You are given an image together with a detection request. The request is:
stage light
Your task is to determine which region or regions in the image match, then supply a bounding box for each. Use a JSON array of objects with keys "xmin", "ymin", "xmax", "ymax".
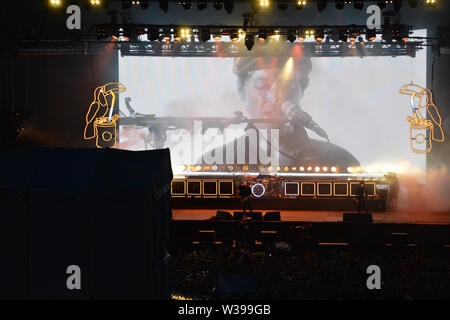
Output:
[
  {"xmin": 278, "ymin": 0, "xmax": 287, "ymax": 10},
  {"xmin": 284, "ymin": 166, "xmax": 289, "ymax": 172},
  {"xmin": 213, "ymin": 32, "xmax": 222, "ymax": 41},
  {"xmin": 307, "ymin": 166, "xmax": 312, "ymax": 171},
  {"xmin": 382, "ymin": 29, "xmax": 393, "ymax": 43},
  {"xmin": 258, "ymin": 29, "xmax": 267, "ymax": 41},
  {"xmin": 354, "ymin": 0, "xmax": 363, "ymax": 10},
  {"xmin": 349, "ymin": 29, "xmax": 360, "ymax": 42},
  {"xmin": 299, "ymin": 166, "xmax": 305, "ymax": 172},
  {"xmin": 224, "ymin": 0, "xmax": 234, "ymax": 13},
  {"xmin": 97, "ymin": 26, "xmax": 108, "ymax": 40},
  {"xmin": 317, "ymin": 0, "xmax": 326, "ymax": 12},
  {"xmin": 292, "ymin": 166, "xmax": 297, "ymax": 171},
  {"xmin": 175, "ymin": 28, "xmax": 190, "ymax": 41},
  {"xmin": 49, "ymin": 0, "xmax": 62, "ymax": 7},
  {"xmin": 200, "ymin": 28, "xmax": 210, "ymax": 42},
  {"xmin": 260, "ymin": 0, "xmax": 269, "ymax": 8},
  {"xmin": 347, "ymin": 167, "xmax": 353, "ymax": 173},
  {"xmin": 272, "ymin": 30, "xmax": 281, "ymax": 41},
  {"xmin": 147, "ymin": 28, "xmax": 159, "ymax": 41},
  {"xmin": 295, "ymin": 0, "xmax": 306, "ymax": 10},
  {"xmin": 213, "ymin": 0, "xmax": 223, "ymax": 9},
  {"xmin": 408, "ymin": 0, "xmax": 418, "ymax": 7},
  {"xmin": 90, "ymin": 0, "xmax": 102, "ymax": 6},
  {"xmin": 231, "ymin": 31, "xmax": 239, "ymax": 42},
  {"xmin": 160, "ymin": 0, "xmax": 168, "ymax": 12},
  {"xmin": 315, "ymin": 166, "xmax": 321, "ymax": 172},
  {"xmin": 140, "ymin": 0, "xmax": 149, "ymax": 9},
  {"xmin": 366, "ymin": 29, "xmax": 377, "ymax": 41},
  {"xmin": 393, "ymin": 0, "xmax": 402, "ymax": 11},
  {"xmin": 335, "ymin": 1, "xmax": 344, "ymax": 10},
  {"xmin": 162, "ymin": 30, "xmax": 171, "ymax": 41},
  {"xmin": 245, "ymin": 34, "xmax": 254, "ymax": 50},
  {"xmin": 377, "ymin": 1, "xmax": 387, "ymax": 9},
  {"xmin": 243, "ymin": 165, "xmax": 249, "ymax": 171},
  {"xmin": 197, "ymin": 0, "xmax": 207, "ymax": 10},
  {"xmin": 331, "ymin": 167, "xmax": 337, "ymax": 173},
  {"xmin": 425, "ymin": 0, "xmax": 437, "ymax": 8},
  {"xmin": 339, "ymin": 30, "xmax": 348, "ymax": 42},
  {"xmin": 287, "ymin": 30, "xmax": 296, "ymax": 43},
  {"xmin": 315, "ymin": 29, "xmax": 325, "ymax": 42},
  {"xmin": 180, "ymin": 1, "xmax": 192, "ymax": 9},
  {"xmin": 323, "ymin": 167, "xmax": 328, "ymax": 172},
  {"xmin": 122, "ymin": 0, "xmax": 131, "ymax": 8}
]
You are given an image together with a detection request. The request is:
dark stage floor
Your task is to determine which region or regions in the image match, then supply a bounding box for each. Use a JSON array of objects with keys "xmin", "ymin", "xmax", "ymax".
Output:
[{"xmin": 173, "ymin": 209, "xmax": 450, "ymax": 225}]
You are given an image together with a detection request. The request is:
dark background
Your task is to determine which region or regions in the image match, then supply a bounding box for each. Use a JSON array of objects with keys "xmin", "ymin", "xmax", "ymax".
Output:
[{"xmin": 0, "ymin": 0, "xmax": 449, "ymax": 171}]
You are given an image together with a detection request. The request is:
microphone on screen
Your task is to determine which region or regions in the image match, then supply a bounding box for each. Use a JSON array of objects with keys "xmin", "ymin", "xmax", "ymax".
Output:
[{"xmin": 280, "ymin": 101, "xmax": 330, "ymax": 142}]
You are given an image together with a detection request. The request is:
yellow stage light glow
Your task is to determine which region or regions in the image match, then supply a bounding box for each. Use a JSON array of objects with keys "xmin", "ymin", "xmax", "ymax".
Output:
[
  {"xmin": 49, "ymin": 0, "xmax": 62, "ymax": 7},
  {"xmin": 90, "ymin": 0, "xmax": 101, "ymax": 6},
  {"xmin": 299, "ymin": 166, "xmax": 305, "ymax": 172},
  {"xmin": 314, "ymin": 166, "xmax": 320, "ymax": 172},
  {"xmin": 307, "ymin": 166, "xmax": 312, "ymax": 171},
  {"xmin": 323, "ymin": 167, "xmax": 328, "ymax": 172},
  {"xmin": 331, "ymin": 167, "xmax": 337, "ymax": 173},
  {"xmin": 260, "ymin": 0, "xmax": 269, "ymax": 7},
  {"xmin": 399, "ymin": 83, "xmax": 445, "ymax": 154},
  {"xmin": 84, "ymin": 82, "xmax": 126, "ymax": 148}
]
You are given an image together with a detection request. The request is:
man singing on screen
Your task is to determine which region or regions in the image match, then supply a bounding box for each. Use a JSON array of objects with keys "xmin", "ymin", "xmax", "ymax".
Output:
[{"xmin": 201, "ymin": 55, "xmax": 360, "ymax": 169}]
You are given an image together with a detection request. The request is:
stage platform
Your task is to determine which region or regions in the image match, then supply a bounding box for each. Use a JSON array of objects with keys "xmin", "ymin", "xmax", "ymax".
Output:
[{"xmin": 173, "ymin": 209, "xmax": 450, "ymax": 225}]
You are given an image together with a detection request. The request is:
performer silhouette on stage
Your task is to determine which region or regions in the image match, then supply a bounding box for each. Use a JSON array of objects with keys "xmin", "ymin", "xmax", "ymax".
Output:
[
  {"xmin": 356, "ymin": 181, "xmax": 369, "ymax": 214},
  {"xmin": 237, "ymin": 181, "xmax": 253, "ymax": 217}
]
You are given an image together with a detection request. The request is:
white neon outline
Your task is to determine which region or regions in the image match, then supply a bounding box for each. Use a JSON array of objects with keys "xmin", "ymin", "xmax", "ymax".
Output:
[
  {"xmin": 284, "ymin": 182, "xmax": 300, "ymax": 196},
  {"xmin": 251, "ymin": 183, "xmax": 265, "ymax": 198}
]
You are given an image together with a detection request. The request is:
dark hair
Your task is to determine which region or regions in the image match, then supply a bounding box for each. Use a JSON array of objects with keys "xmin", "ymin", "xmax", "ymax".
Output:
[{"xmin": 233, "ymin": 56, "xmax": 313, "ymax": 100}]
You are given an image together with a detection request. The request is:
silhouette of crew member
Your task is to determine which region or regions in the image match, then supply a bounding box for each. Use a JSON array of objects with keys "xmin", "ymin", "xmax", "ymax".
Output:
[
  {"xmin": 356, "ymin": 181, "xmax": 369, "ymax": 214},
  {"xmin": 237, "ymin": 181, "xmax": 253, "ymax": 216}
]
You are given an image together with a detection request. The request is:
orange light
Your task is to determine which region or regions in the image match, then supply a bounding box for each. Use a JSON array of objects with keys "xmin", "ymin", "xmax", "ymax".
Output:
[
  {"xmin": 284, "ymin": 166, "xmax": 289, "ymax": 172},
  {"xmin": 315, "ymin": 166, "xmax": 321, "ymax": 172},
  {"xmin": 307, "ymin": 166, "xmax": 312, "ymax": 171},
  {"xmin": 299, "ymin": 166, "xmax": 305, "ymax": 172},
  {"xmin": 243, "ymin": 165, "xmax": 249, "ymax": 171}
]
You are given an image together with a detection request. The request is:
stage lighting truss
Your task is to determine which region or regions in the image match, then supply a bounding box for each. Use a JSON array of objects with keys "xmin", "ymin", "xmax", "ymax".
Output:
[{"xmin": 21, "ymin": 23, "xmax": 432, "ymax": 57}]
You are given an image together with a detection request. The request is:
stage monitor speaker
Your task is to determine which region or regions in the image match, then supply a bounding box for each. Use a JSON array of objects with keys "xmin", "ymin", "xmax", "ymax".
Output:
[
  {"xmin": 245, "ymin": 212, "xmax": 262, "ymax": 221},
  {"xmin": 390, "ymin": 233, "xmax": 408, "ymax": 246},
  {"xmin": 216, "ymin": 211, "xmax": 233, "ymax": 220},
  {"xmin": 233, "ymin": 212, "xmax": 244, "ymax": 221},
  {"xmin": 264, "ymin": 212, "xmax": 281, "ymax": 221},
  {"xmin": 343, "ymin": 213, "xmax": 373, "ymax": 223}
]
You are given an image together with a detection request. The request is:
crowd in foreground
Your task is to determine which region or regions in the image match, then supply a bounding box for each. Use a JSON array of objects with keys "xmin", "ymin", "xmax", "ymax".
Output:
[{"xmin": 171, "ymin": 239, "xmax": 450, "ymax": 300}]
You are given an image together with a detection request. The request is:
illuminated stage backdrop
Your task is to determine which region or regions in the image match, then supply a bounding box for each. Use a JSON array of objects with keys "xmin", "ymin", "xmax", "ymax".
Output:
[{"xmin": 118, "ymin": 30, "xmax": 427, "ymax": 175}]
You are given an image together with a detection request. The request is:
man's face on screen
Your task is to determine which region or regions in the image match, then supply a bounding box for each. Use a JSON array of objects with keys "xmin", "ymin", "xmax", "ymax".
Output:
[{"xmin": 243, "ymin": 68, "xmax": 303, "ymax": 122}]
